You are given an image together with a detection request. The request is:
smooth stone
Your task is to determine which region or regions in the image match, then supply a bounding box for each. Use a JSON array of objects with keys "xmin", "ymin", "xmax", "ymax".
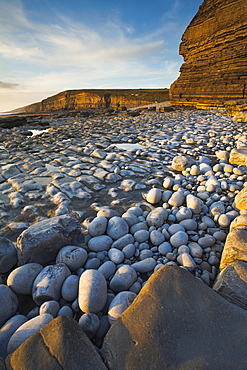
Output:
[
  {"xmin": 52, "ymin": 245, "xmax": 84, "ymax": 271},
  {"xmin": 171, "ymin": 155, "xmax": 195, "ymax": 171},
  {"xmin": 208, "ymin": 255, "xmax": 219, "ymax": 265},
  {"xmin": 198, "ymin": 235, "xmax": 216, "ymax": 248},
  {"xmin": 188, "ymin": 242, "xmax": 203, "ymax": 258},
  {"xmin": 178, "ymin": 245, "xmax": 190, "ymax": 254},
  {"xmin": 32, "ymin": 263, "xmax": 71, "ymax": 305},
  {"xmin": 88, "ymin": 235, "xmax": 113, "ymax": 252},
  {"xmin": 213, "ymin": 261, "xmax": 247, "ymax": 309},
  {"xmin": 88, "ymin": 216, "xmax": 108, "ymax": 236},
  {"xmin": 139, "ymin": 249, "xmax": 153, "ymax": 260},
  {"xmin": 111, "ymin": 234, "xmax": 135, "ymax": 250},
  {"xmin": 57, "ymin": 306, "xmax": 73, "ymax": 317},
  {"xmin": 201, "ymin": 215, "xmax": 215, "ymax": 227},
  {"xmin": 122, "ymin": 244, "xmax": 136, "ymax": 258},
  {"xmin": 108, "ymin": 291, "xmax": 137, "ymax": 325},
  {"xmin": 168, "ymin": 224, "xmax": 185, "ymax": 235},
  {"xmin": 176, "ymin": 206, "xmax": 192, "ymax": 221},
  {"xmin": 0, "ymin": 315, "xmax": 28, "ymax": 359},
  {"xmin": 210, "ymin": 201, "xmax": 225, "ymax": 216},
  {"xmin": 127, "ymin": 207, "xmax": 143, "ymax": 217},
  {"xmin": 7, "ymin": 314, "xmax": 53, "ymax": 354},
  {"xmin": 39, "ymin": 300, "xmax": 60, "ymax": 317},
  {"xmin": 168, "ymin": 190, "xmax": 185, "ymax": 207},
  {"xmin": 218, "ymin": 214, "xmax": 231, "ymax": 228},
  {"xmin": 0, "ymin": 237, "xmax": 17, "ymax": 274},
  {"xmin": 122, "ymin": 212, "xmax": 139, "ymax": 227},
  {"xmin": 146, "ymin": 188, "xmax": 162, "ymax": 204},
  {"xmin": 108, "ymin": 248, "xmax": 125, "ymax": 264},
  {"xmin": 106, "ymin": 217, "xmax": 129, "ymax": 240},
  {"xmin": 79, "ymin": 313, "xmax": 100, "ymax": 339},
  {"xmin": 170, "ymin": 231, "xmax": 189, "ymax": 248},
  {"xmin": 7, "ymin": 263, "xmax": 43, "ymax": 295},
  {"xmin": 158, "ymin": 242, "xmax": 172, "ymax": 255},
  {"xmin": 110, "ymin": 265, "xmax": 137, "ymax": 292},
  {"xmin": 163, "ymin": 177, "xmax": 174, "ymax": 189},
  {"xmin": 16, "ymin": 214, "xmax": 83, "ymax": 265},
  {"xmin": 79, "ymin": 269, "xmax": 107, "ymax": 313},
  {"xmin": 133, "ymin": 230, "xmax": 149, "ymax": 243},
  {"xmin": 84, "ymin": 257, "xmax": 101, "ymax": 269},
  {"xmin": 150, "ymin": 230, "xmax": 165, "ymax": 245},
  {"xmin": 186, "ymin": 194, "xmax": 204, "ymax": 214},
  {"xmin": 130, "ymin": 222, "xmax": 148, "ymax": 234},
  {"xmin": 97, "ymin": 209, "xmax": 120, "ymax": 218},
  {"xmin": 162, "ymin": 190, "xmax": 173, "ymax": 202},
  {"xmin": 61, "ymin": 275, "xmax": 79, "ymax": 301},
  {"xmin": 101, "ymin": 266, "xmax": 247, "ymax": 369},
  {"xmin": 131, "ymin": 258, "xmax": 156, "ymax": 273},
  {"xmin": 146, "ymin": 207, "xmax": 168, "ymax": 227},
  {"xmin": 179, "ymin": 218, "xmax": 198, "ymax": 231},
  {"xmin": 98, "ymin": 261, "xmax": 116, "ymax": 279},
  {"xmin": 177, "ymin": 253, "xmax": 196, "ymax": 271},
  {"xmin": 0, "ymin": 285, "xmax": 18, "ymax": 327}
]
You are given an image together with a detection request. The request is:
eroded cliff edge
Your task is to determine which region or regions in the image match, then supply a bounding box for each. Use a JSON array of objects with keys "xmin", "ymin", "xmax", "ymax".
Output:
[
  {"xmin": 18, "ymin": 89, "xmax": 169, "ymax": 113},
  {"xmin": 169, "ymin": 0, "xmax": 247, "ymax": 109}
]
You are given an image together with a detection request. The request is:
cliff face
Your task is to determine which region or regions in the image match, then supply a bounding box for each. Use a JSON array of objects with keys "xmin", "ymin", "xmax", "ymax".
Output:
[
  {"xmin": 22, "ymin": 89, "xmax": 169, "ymax": 113},
  {"xmin": 170, "ymin": 0, "xmax": 247, "ymax": 109}
]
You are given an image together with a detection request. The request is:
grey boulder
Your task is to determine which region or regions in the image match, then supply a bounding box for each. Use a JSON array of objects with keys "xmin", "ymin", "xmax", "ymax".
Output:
[
  {"xmin": 16, "ymin": 215, "xmax": 83, "ymax": 265},
  {"xmin": 0, "ymin": 238, "xmax": 17, "ymax": 274}
]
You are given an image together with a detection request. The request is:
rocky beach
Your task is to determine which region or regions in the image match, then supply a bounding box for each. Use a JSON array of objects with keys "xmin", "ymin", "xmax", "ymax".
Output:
[{"xmin": 1, "ymin": 108, "xmax": 247, "ymax": 368}]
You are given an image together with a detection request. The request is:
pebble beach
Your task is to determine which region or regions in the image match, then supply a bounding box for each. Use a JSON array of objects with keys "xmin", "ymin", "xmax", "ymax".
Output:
[{"xmin": 1, "ymin": 108, "xmax": 247, "ymax": 360}]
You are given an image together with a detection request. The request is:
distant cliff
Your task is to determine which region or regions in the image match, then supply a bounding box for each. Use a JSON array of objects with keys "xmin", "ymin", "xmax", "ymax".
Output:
[
  {"xmin": 20, "ymin": 89, "xmax": 169, "ymax": 113},
  {"xmin": 170, "ymin": 0, "xmax": 247, "ymax": 109}
]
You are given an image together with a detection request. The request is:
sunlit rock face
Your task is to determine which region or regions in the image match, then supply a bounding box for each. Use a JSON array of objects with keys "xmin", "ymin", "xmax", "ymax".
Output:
[
  {"xmin": 170, "ymin": 0, "xmax": 247, "ymax": 109},
  {"xmin": 22, "ymin": 89, "xmax": 169, "ymax": 113}
]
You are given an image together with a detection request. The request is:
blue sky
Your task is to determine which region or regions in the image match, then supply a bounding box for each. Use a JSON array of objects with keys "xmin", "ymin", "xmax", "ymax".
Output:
[{"xmin": 0, "ymin": 0, "xmax": 202, "ymax": 112}]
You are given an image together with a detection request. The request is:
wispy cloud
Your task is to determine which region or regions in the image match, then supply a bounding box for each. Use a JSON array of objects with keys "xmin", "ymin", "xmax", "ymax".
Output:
[{"xmin": 0, "ymin": 0, "xmax": 183, "ymax": 111}]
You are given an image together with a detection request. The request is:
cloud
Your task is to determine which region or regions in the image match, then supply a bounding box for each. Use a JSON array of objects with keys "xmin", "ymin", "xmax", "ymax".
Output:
[{"xmin": 0, "ymin": 81, "xmax": 20, "ymax": 89}]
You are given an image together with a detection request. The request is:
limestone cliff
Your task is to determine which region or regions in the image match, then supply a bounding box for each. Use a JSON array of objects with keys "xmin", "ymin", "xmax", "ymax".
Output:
[
  {"xmin": 170, "ymin": 0, "xmax": 247, "ymax": 109},
  {"xmin": 21, "ymin": 89, "xmax": 169, "ymax": 113}
]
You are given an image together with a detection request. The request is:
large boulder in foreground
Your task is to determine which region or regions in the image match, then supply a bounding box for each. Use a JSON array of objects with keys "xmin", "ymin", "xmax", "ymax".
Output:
[
  {"xmin": 16, "ymin": 215, "xmax": 83, "ymax": 265},
  {"xmin": 5, "ymin": 316, "xmax": 107, "ymax": 369},
  {"xmin": 101, "ymin": 266, "xmax": 247, "ymax": 370}
]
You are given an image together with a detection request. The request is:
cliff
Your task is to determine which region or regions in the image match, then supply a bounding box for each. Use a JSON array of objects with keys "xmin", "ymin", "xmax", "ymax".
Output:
[
  {"xmin": 20, "ymin": 89, "xmax": 169, "ymax": 113},
  {"xmin": 169, "ymin": 0, "xmax": 247, "ymax": 109}
]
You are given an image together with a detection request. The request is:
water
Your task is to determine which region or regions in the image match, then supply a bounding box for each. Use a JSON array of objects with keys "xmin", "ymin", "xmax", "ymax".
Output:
[
  {"xmin": 111, "ymin": 143, "xmax": 146, "ymax": 151},
  {"xmin": 30, "ymin": 129, "xmax": 49, "ymax": 136}
]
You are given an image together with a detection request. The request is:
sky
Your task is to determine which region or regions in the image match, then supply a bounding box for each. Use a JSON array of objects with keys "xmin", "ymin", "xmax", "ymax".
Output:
[{"xmin": 0, "ymin": 0, "xmax": 202, "ymax": 112}]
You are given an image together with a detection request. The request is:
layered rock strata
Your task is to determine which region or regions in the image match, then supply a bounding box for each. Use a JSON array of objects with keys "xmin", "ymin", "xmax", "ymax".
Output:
[
  {"xmin": 18, "ymin": 89, "xmax": 169, "ymax": 113},
  {"xmin": 170, "ymin": 0, "xmax": 247, "ymax": 109}
]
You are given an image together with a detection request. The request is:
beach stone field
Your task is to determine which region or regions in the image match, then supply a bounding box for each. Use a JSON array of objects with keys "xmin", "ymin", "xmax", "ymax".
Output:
[{"xmin": 1, "ymin": 109, "xmax": 247, "ymax": 368}]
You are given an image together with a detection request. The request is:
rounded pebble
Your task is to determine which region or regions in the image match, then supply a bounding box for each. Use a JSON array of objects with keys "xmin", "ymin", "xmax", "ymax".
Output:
[
  {"xmin": 110, "ymin": 265, "xmax": 137, "ymax": 292},
  {"xmin": 61, "ymin": 274, "xmax": 79, "ymax": 301},
  {"xmin": 7, "ymin": 263, "xmax": 43, "ymax": 295},
  {"xmin": 56, "ymin": 246, "xmax": 87, "ymax": 271},
  {"xmin": 78, "ymin": 269, "xmax": 107, "ymax": 313},
  {"xmin": 108, "ymin": 291, "xmax": 137, "ymax": 325}
]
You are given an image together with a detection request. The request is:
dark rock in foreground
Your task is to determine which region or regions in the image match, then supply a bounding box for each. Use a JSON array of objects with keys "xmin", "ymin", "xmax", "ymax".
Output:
[
  {"xmin": 101, "ymin": 265, "xmax": 247, "ymax": 370},
  {"xmin": 16, "ymin": 215, "xmax": 84, "ymax": 266},
  {"xmin": 5, "ymin": 316, "xmax": 107, "ymax": 370}
]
